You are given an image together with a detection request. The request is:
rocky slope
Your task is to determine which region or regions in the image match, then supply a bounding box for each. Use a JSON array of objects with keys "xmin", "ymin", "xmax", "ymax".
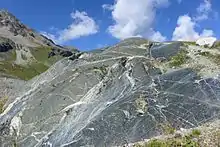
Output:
[
  {"xmin": 0, "ymin": 10, "xmax": 82, "ymax": 104},
  {"xmin": 0, "ymin": 35, "xmax": 220, "ymax": 147},
  {"xmin": 0, "ymin": 10, "xmax": 79, "ymax": 80},
  {"xmin": 132, "ymin": 119, "xmax": 220, "ymax": 147}
]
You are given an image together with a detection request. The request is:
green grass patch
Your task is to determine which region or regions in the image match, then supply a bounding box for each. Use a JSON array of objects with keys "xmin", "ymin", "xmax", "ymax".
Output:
[
  {"xmin": 145, "ymin": 139, "xmax": 167, "ymax": 147},
  {"xmin": 133, "ymin": 128, "xmax": 202, "ymax": 147},
  {"xmin": 214, "ymin": 41, "xmax": 220, "ymax": 48},
  {"xmin": 160, "ymin": 123, "xmax": 175, "ymax": 135},
  {"xmin": 133, "ymin": 134, "xmax": 200, "ymax": 147},
  {"xmin": 9, "ymin": 49, "xmax": 16, "ymax": 61},
  {"xmin": 0, "ymin": 46, "xmax": 63, "ymax": 80},
  {"xmin": 30, "ymin": 46, "xmax": 62, "ymax": 66},
  {"xmin": 0, "ymin": 49, "xmax": 16, "ymax": 61},
  {"xmin": 183, "ymin": 41, "xmax": 197, "ymax": 46},
  {"xmin": 191, "ymin": 129, "xmax": 201, "ymax": 137},
  {"xmin": 30, "ymin": 46, "xmax": 52, "ymax": 62},
  {"xmin": 92, "ymin": 65, "xmax": 108, "ymax": 79},
  {"xmin": 169, "ymin": 50, "xmax": 189, "ymax": 67},
  {"xmin": 0, "ymin": 96, "xmax": 8, "ymax": 113},
  {"xmin": 0, "ymin": 61, "xmax": 49, "ymax": 80}
]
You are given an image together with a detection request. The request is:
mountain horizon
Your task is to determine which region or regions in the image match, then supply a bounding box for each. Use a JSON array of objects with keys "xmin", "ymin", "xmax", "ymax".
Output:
[{"xmin": 1, "ymin": 0, "xmax": 220, "ymax": 50}]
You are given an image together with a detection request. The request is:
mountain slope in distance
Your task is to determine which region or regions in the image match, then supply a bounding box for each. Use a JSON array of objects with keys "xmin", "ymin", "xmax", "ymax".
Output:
[{"xmin": 0, "ymin": 10, "xmax": 80, "ymax": 80}]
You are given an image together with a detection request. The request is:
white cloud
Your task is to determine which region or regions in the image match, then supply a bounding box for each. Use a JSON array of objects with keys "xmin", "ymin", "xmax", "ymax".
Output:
[
  {"xmin": 59, "ymin": 11, "xmax": 98, "ymax": 42},
  {"xmin": 194, "ymin": 0, "xmax": 212, "ymax": 21},
  {"xmin": 42, "ymin": 11, "xmax": 98, "ymax": 44},
  {"xmin": 41, "ymin": 31, "xmax": 56, "ymax": 41},
  {"xmin": 149, "ymin": 30, "xmax": 167, "ymax": 42},
  {"xmin": 104, "ymin": 0, "xmax": 169, "ymax": 41},
  {"xmin": 102, "ymin": 4, "xmax": 114, "ymax": 11},
  {"xmin": 172, "ymin": 15, "xmax": 214, "ymax": 41},
  {"xmin": 172, "ymin": 0, "xmax": 216, "ymax": 41},
  {"xmin": 172, "ymin": 15, "xmax": 199, "ymax": 41},
  {"xmin": 201, "ymin": 29, "xmax": 214, "ymax": 37}
]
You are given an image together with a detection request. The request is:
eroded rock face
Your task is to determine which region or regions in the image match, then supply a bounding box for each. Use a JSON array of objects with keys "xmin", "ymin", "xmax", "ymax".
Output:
[
  {"xmin": 0, "ymin": 10, "xmax": 27, "ymax": 37},
  {"xmin": 0, "ymin": 10, "xmax": 63, "ymax": 48},
  {"xmin": 0, "ymin": 37, "xmax": 15, "ymax": 52},
  {"xmin": 0, "ymin": 42, "xmax": 13, "ymax": 52},
  {"xmin": 0, "ymin": 77, "xmax": 25, "ymax": 105},
  {"xmin": 1, "ymin": 39, "xmax": 220, "ymax": 147},
  {"xmin": 0, "ymin": 10, "xmax": 81, "ymax": 80}
]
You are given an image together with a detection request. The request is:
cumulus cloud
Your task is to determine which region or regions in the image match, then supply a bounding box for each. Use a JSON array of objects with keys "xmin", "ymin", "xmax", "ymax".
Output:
[
  {"xmin": 42, "ymin": 11, "xmax": 98, "ymax": 44},
  {"xmin": 201, "ymin": 29, "xmax": 214, "ymax": 37},
  {"xmin": 104, "ymin": 0, "xmax": 168, "ymax": 41},
  {"xmin": 149, "ymin": 30, "xmax": 167, "ymax": 42},
  {"xmin": 172, "ymin": 15, "xmax": 199, "ymax": 41},
  {"xmin": 59, "ymin": 11, "xmax": 98, "ymax": 42},
  {"xmin": 194, "ymin": 0, "xmax": 212, "ymax": 21},
  {"xmin": 102, "ymin": 4, "xmax": 114, "ymax": 11},
  {"xmin": 172, "ymin": 15, "xmax": 214, "ymax": 41},
  {"xmin": 41, "ymin": 31, "xmax": 58, "ymax": 43},
  {"xmin": 172, "ymin": 0, "xmax": 216, "ymax": 41}
]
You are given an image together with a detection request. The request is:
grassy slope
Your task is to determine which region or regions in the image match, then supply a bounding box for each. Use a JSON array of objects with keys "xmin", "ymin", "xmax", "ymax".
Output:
[
  {"xmin": 214, "ymin": 41, "xmax": 220, "ymax": 48},
  {"xmin": 133, "ymin": 123, "xmax": 220, "ymax": 147},
  {"xmin": 0, "ymin": 46, "xmax": 63, "ymax": 80},
  {"xmin": 31, "ymin": 46, "xmax": 63, "ymax": 66}
]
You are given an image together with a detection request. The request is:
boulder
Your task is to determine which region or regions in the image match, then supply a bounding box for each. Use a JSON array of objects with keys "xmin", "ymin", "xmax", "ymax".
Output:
[
  {"xmin": 60, "ymin": 50, "xmax": 73, "ymax": 57},
  {"xmin": 0, "ymin": 42, "xmax": 14, "ymax": 52},
  {"xmin": 69, "ymin": 52, "xmax": 83, "ymax": 60},
  {"xmin": 196, "ymin": 37, "xmax": 217, "ymax": 48},
  {"xmin": 0, "ymin": 37, "xmax": 15, "ymax": 52},
  {"xmin": 48, "ymin": 51, "xmax": 56, "ymax": 58}
]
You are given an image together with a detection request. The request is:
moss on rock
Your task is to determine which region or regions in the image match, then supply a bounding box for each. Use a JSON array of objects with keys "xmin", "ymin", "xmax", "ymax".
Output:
[
  {"xmin": 160, "ymin": 123, "xmax": 176, "ymax": 135},
  {"xmin": 169, "ymin": 50, "xmax": 189, "ymax": 67},
  {"xmin": 135, "ymin": 94, "xmax": 148, "ymax": 114},
  {"xmin": 133, "ymin": 133, "xmax": 200, "ymax": 147},
  {"xmin": 0, "ymin": 61, "xmax": 48, "ymax": 80},
  {"xmin": 0, "ymin": 96, "xmax": 8, "ymax": 113}
]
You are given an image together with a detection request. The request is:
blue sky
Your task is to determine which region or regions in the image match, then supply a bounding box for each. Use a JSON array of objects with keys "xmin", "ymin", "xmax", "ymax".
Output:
[{"xmin": 1, "ymin": 0, "xmax": 219, "ymax": 50}]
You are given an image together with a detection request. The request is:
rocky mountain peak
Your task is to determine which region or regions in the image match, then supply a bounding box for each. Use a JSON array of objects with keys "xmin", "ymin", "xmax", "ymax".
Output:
[
  {"xmin": 0, "ymin": 9, "xmax": 16, "ymax": 21},
  {"xmin": 0, "ymin": 9, "xmax": 59, "ymax": 48},
  {"xmin": 0, "ymin": 10, "xmax": 80, "ymax": 81},
  {"xmin": 0, "ymin": 9, "xmax": 32, "ymax": 37}
]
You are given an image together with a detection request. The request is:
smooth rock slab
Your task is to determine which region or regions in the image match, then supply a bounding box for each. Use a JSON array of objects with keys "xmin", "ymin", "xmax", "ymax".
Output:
[{"xmin": 1, "ymin": 41, "xmax": 220, "ymax": 147}]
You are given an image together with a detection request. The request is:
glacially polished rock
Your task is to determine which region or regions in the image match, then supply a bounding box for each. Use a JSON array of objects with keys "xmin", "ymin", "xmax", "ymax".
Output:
[{"xmin": 1, "ymin": 40, "xmax": 220, "ymax": 147}]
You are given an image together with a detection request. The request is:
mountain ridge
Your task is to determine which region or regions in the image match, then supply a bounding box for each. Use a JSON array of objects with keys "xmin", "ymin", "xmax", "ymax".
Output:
[
  {"xmin": 0, "ymin": 9, "xmax": 56, "ymax": 47},
  {"xmin": 0, "ymin": 9, "xmax": 81, "ymax": 81}
]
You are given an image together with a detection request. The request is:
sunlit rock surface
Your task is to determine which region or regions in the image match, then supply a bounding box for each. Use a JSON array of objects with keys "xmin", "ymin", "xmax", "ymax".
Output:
[
  {"xmin": 196, "ymin": 37, "xmax": 217, "ymax": 48},
  {"xmin": 1, "ymin": 38, "xmax": 220, "ymax": 147}
]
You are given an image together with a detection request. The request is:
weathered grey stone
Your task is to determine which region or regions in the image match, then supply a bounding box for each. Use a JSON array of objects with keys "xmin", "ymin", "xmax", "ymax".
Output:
[
  {"xmin": 0, "ymin": 37, "xmax": 15, "ymax": 52},
  {"xmin": 1, "ymin": 40, "xmax": 220, "ymax": 147}
]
